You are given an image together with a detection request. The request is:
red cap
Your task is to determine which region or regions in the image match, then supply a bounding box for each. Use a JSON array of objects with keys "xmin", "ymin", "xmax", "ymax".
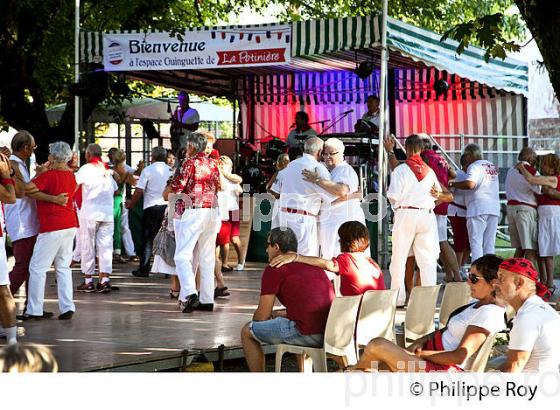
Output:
[{"xmin": 499, "ymin": 258, "xmax": 551, "ymax": 301}]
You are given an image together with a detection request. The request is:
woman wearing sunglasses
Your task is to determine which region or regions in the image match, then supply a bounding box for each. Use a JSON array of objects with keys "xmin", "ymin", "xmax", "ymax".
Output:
[{"xmin": 351, "ymin": 254, "xmax": 506, "ymax": 372}]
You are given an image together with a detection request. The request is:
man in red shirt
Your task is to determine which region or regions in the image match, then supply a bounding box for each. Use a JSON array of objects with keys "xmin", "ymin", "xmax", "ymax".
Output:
[
  {"xmin": 22, "ymin": 142, "xmax": 78, "ymax": 320},
  {"xmin": 240, "ymin": 227, "xmax": 334, "ymax": 372},
  {"xmin": 167, "ymin": 132, "xmax": 221, "ymax": 313}
]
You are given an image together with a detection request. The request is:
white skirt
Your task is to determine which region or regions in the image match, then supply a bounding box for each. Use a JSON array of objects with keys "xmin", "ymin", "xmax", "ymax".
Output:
[
  {"xmin": 151, "ymin": 255, "xmax": 176, "ymax": 275},
  {"xmin": 538, "ymin": 205, "xmax": 560, "ymax": 256}
]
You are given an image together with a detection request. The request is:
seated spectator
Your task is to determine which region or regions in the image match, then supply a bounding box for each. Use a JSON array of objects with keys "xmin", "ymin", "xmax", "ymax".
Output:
[
  {"xmin": 351, "ymin": 255, "xmax": 506, "ymax": 372},
  {"xmin": 0, "ymin": 343, "xmax": 58, "ymax": 372},
  {"xmin": 496, "ymin": 258, "xmax": 560, "ymax": 372},
  {"xmin": 240, "ymin": 227, "xmax": 334, "ymax": 372},
  {"xmin": 270, "ymin": 221, "xmax": 384, "ymax": 296}
]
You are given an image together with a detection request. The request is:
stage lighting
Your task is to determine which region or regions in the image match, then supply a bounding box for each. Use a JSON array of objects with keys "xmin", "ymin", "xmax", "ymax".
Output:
[
  {"xmin": 354, "ymin": 61, "xmax": 375, "ymax": 80},
  {"xmin": 433, "ymin": 78, "xmax": 449, "ymax": 99}
]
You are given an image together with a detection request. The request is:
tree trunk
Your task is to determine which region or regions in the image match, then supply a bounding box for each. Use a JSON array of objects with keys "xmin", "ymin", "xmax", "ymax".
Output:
[{"xmin": 515, "ymin": 0, "xmax": 560, "ymax": 100}]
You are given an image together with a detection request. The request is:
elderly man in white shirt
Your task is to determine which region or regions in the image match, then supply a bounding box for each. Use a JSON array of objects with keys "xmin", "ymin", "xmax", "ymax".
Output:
[
  {"xmin": 504, "ymin": 147, "xmax": 540, "ymax": 265},
  {"xmin": 75, "ymin": 143, "xmax": 118, "ymax": 293},
  {"xmin": 449, "ymin": 144, "xmax": 500, "ymax": 261},
  {"xmin": 276, "ymin": 137, "xmax": 335, "ymax": 256},
  {"xmin": 5, "ymin": 131, "xmax": 39, "ymax": 310},
  {"xmin": 304, "ymin": 138, "xmax": 365, "ymax": 262},
  {"xmin": 387, "ymin": 134, "xmax": 451, "ymax": 306},
  {"xmin": 126, "ymin": 146, "xmax": 173, "ymax": 277},
  {"xmin": 496, "ymin": 258, "xmax": 560, "ymax": 372}
]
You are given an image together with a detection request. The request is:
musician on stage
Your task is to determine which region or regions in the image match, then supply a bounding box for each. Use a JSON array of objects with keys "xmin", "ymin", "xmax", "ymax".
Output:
[
  {"xmin": 170, "ymin": 91, "xmax": 200, "ymax": 152},
  {"xmin": 287, "ymin": 111, "xmax": 317, "ymax": 149},
  {"xmin": 355, "ymin": 95, "xmax": 380, "ymax": 133}
]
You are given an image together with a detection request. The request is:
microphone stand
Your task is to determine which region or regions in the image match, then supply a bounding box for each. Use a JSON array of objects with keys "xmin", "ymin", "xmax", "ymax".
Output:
[
  {"xmin": 318, "ymin": 111, "xmax": 354, "ymax": 136},
  {"xmin": 308, "ymin": 119, "xmax": 329, "ymax": 133}
]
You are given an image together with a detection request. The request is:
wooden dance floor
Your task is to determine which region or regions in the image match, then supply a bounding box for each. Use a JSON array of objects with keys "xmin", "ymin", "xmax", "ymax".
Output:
[{"xmin": 8, "ymin": 261, "xmax": 269, "ymax": 372}]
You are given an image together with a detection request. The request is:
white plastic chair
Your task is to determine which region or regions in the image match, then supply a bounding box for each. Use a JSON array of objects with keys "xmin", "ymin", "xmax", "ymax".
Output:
[
  {"xmin": 438, "ymin": 282, "xmax": 472, "ymax": 328},
  {"xmin": 463, "ymin": 333, "xmax": 498, "ymax": 372},
  {"xmin": 275, "ymin": 295, "xmax": 362, "ymax": 372},
  {"xmin": 356, "ymin": 289, "xmax": 398, "ymax": 348},
  {"xmin": 395, "ymin": 284, "xmax": 441, "ymax": 347}
]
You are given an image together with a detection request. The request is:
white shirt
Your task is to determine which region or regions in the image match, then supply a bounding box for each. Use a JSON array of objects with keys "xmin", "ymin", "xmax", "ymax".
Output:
[
  {"xmin": 442, "ymin": 303, "xmax": 506, "ymax": 369},
  {"xmin": 505, "ymin": 163, "xmax": 541, "ymax": 206},
  {"xmin": 136, "ymin": 162, "xmax": 173, "ymax": 210},
  {"xmin": 75, "ymin": 162, "xmax": 118, "ymax": 222},
  {"xmin": 269, "ymin": 169, "xmax": 285, "ymax": 195},
  {"xmin": 4, "ymin": 155, "xmax": 39, "ymax": 241},
  {"xmin": 387, "ymin": 163, "xmax": 441, "ymax": 210},
  {"xmin": 320, "ymin": 161, "xmax": 364, "ymax": 222},
  {"xmin": 176, "ymin": 107, "xmax": 200, "ymax": 125},
  {"xmin": 287, "ymin": 127, "xmax": 318, "ymax": 148},
  {"xmin": 464, "ymin": 159, "xmax": 501, "ymax": 217},
  {"xmin": 448, "ymin": 169, "xmax": 469, "ymax": 217},
  {"xmin": 509, "ymin": 295, "xmax": 560, "ymax": 372},
  {"xmin": 217, "ymin": 179, "xmax": 241, "ymax": 220},
  {"xmin": 278, "ymin": 153, "xmax": 334, "ymax": 216}
]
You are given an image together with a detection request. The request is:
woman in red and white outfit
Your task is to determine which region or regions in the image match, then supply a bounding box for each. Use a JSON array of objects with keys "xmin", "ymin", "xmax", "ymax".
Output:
[
  {"xmin": 517, "ymin": 154, "xmax": 560, "ymax": 295},
  {"xmin": 0, "ymin": 152, "xmax": 17, "ymax": 344},
  {"xmin": 22, "ymin": 142, "xmax": 78, "ymax": 320}
]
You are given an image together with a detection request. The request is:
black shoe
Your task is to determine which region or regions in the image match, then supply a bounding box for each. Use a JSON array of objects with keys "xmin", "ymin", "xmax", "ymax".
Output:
[
  {"xmin": 77, "ymin": 281, "xmax": 96, "ymax": 292},
  {"xmin": 19, "ymin": 311, "xmax": 54, "ymax": 321},
  {"xmin": 214, "ymin": 286, "xmax": 230, "ymax": 298},
  {"xmin": 180, "ymin": 293, "xmax": 200, "ymax": 313},
  {"xmin": 58, "ymin": 311, "xmax": 74, "ymax": 320},
  {"xmin": 193, "ymin": 303, "xmax": 214, "ymax": 312},
  {"xmin": 132, "ymin": 269, "xmax": 150, "ymax": 278},
  {"xmin": 96, "ymin": 281, "xmax": 112, "ymax": 293},
  {"xmin": 221, "ymin": 266, "xmax": 233, "ymax": 273}
]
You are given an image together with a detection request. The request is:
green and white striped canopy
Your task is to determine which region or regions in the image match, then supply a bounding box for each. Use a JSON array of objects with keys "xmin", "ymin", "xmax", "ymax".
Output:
[{"xmin": 81, "ymin": 14, "xmax": 528, "ymax": 96}]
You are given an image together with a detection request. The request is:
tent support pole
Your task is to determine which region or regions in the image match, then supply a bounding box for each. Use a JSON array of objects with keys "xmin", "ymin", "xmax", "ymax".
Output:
[
  {"xmin": 377, "ymin": 0, "xmax": 389, "ymax": 268},
  {"xmin": 74, "ymin": 0, "xmax": 80, "ymax": 162}
]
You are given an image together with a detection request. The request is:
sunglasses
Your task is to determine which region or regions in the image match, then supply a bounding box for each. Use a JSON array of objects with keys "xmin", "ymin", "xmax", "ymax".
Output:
[{"xmin": 467, "ymin": 273, "xmax": 484, "ymax": 284}]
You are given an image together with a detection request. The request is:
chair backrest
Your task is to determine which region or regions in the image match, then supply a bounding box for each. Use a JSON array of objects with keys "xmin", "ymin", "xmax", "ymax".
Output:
[
  {"xmin": 356, "ymin": 289, "xmax": 398, "ymax": 346},
  {"xmin": 439, "ymin": 282, "xmax": 472, "ymax": 328},
  {"xmin": 323, "ymin": 295, "xmax": 363, "ymax": 365},
  {"xmin": 464, "ymin": 333, "xmax": 497, "ymax": 372},
  {"xmin": 404, "ymin": 284, "xmax": 441, "ymax": 346}
]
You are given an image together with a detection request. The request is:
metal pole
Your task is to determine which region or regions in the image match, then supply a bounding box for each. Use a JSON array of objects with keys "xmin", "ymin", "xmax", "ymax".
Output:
[
  {"xmin": 377, "ymin": 0, "xmax": 389, "ymax": 267},
  {"xmin": 74, "ymin": 0, "xmax": 80, "ymax": 163}
]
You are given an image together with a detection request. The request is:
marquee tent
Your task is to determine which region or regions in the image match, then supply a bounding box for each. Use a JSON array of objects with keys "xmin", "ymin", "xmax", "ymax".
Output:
[{"xmin": 80, "ymin": 14, "xmax": 528, "ymax": 155}]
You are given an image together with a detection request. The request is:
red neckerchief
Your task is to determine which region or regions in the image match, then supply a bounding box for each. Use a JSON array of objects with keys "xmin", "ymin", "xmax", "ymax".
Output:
[
  {"xmin": 89, "ymin": 156, "xmax": 109, "ymax": 169},
  {"xmin": 405, "ymin": 154, "xmax": 430, "ymax": 182}
]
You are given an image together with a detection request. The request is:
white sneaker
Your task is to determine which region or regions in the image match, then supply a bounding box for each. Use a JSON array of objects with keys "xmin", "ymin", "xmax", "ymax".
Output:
[{"xmin": 235, "ymin": 263, "xmax": 245, "ymax": 271}]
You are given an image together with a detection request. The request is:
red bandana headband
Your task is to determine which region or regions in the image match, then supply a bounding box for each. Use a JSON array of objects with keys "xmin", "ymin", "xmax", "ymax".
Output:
[{"xmin": 499, "ymin": 258, "xmax": 551, "ymax": 301}]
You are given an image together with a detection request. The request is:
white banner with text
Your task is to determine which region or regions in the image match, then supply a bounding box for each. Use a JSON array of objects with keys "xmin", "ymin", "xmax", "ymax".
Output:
[{"xmin": 103, "ymin": 26, "xmax": 291, "ymax": 71}]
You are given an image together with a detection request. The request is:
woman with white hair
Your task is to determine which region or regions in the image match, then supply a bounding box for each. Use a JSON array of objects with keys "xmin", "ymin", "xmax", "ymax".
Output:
[
  {"xmin": 302, "ymin": 138, "xmax": 366, "ymax": 277},
  {"xmin": 22, "ymin": 141, "xmax": 78, "ymax": 320}
]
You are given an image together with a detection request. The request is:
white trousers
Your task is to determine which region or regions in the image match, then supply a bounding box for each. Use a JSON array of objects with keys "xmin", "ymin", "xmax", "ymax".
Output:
[
  {"xmin": 278, "ymin": 211, "xmax": 319, "ymax": 257},
  {"xmin": 114, "ymin": 206, "xmax": 136, "ymax": 257},
  {"xmin": 72, "ymin": 209, "xmax": 83, "ymax": 262},
  {"xmin": 174, "ymin": 208, "xmax": 221, "ymax": 304},
  {"xmin": 81, "ymin": 219, "xmax": 114, "ymax": 275},
  {"xmin": 27, "ymin": 228, "xmax": 77, "ymax": 315},
  {"xmin": 466, "ymin": 214, "xmax": 498, "ymax": 261},
  {"xmin": 390, "ymin": 209, "xmax": 439, "ymax": 306},
  {"xmin": 0, "ymin": 236, "xmax": 9, "ymax": 286}
]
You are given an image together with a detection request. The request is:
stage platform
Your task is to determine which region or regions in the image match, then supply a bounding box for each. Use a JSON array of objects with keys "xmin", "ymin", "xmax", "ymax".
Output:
[{"xmin": 6, "ymin": 260, "xmax": 273, "ymax": 372}]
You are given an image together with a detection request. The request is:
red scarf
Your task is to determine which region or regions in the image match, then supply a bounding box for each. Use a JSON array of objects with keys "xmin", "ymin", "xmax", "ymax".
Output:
[
  {"xmin": 405, "ymin": 154, "xmax": 430, "ymax": 182},
  {"xmin": 89, "ymin": 156, "xmax": 109, "ymax": 169}
]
